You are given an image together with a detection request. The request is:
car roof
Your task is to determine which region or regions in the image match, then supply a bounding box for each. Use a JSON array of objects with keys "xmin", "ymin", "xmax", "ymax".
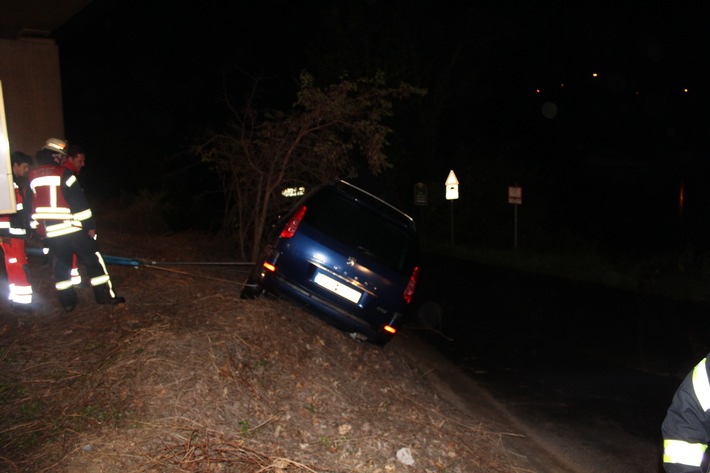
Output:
[{"xmin": 329, "ymin": 180, "xmax": 417, "ymax": 232}]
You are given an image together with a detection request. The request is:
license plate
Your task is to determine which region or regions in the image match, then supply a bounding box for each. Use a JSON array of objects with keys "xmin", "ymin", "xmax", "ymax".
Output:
[{"xmin": 313, "ymin": 272, "xmax": 361, "ymax": 303}]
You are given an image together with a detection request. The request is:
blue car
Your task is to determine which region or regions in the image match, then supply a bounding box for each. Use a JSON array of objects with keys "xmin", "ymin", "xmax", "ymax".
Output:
[{"xmin": 241, "ymin": 180, "xmax": 420, "ymax": 344}]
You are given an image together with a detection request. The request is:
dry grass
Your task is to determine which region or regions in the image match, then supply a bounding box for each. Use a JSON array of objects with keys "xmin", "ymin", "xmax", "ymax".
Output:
[{"xmin": 0, "ymin": 223, "xmax": 523, "ymax": 472}]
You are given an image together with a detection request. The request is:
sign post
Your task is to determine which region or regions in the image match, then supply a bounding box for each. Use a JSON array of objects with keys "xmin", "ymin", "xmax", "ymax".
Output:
[
  {"xmin": 445, "ymin": 170, "xmax": 459, "ymax": 244},
  {"xmin": 508, "ymin": 185, "xmax": 522, "ymax": 249},
  {"xmin": 413, "ymin": 182, "xmax": 428, "ymax": 206}
]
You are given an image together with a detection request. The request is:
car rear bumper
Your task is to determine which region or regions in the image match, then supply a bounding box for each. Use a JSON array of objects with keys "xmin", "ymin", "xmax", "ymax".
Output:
[{"xmin": 263, "ymin": 272, "xmax": 396, "ymax": 344}]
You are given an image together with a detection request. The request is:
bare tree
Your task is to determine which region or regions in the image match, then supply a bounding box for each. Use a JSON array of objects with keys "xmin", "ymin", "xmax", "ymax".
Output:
[{"xmin": 195, "ymin": 71, "xmax": 425, "ymax": 261}]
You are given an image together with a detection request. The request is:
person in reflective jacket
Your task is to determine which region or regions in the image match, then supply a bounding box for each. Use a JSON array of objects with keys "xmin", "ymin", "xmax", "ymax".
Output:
[
  {"xmin": 28, "ymin": 138, "xmax": 125, "ymax": 312},
  {"xmin": 63, "ymin": 145, "xmax": 87, "ymax": 286},
  {"xmin": 662, "ymin": 354, "xmax": 710, "ymax": 472},
  {"xmin": 0, "ymin": 151, "xmax": 36, "ymax": 311}
]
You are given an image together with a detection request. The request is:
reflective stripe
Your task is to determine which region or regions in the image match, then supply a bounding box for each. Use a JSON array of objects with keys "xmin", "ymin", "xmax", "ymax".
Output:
[
  {"xmin": 692, "ymin": 358, "xmax": 710, "ymax": 412},
  {"xmin": 66, "ymin": 175, "xmax": 77, "ymax": 187},
  {"xmin": 94, "ymin": 251, "xmax": 116, "ymax": 298},
  {"xmin": 15, "ymin": 285, "xmax": 33, "ymax": 297},
  {"xmin": 35, "ymin": 206, "xmax": 71, "ymax": 215},
  {"xmin": 91, "ymin": 275, "xmax": 110, "ymax": 286},
  {"xmin": 664, "ymin": 439, "xmax": 707, "ymax": 467},
  {"xmin": 33, "ymin": 209, "xmax": 72, "ymax": 220},
  {"xmin": 46, "ymin": 227, "xmax": 82, "ymax": 238},
  {"xmin": 0, "ymin": 222, "xmax": 27, "ymax": 235},
  {"xmin": 13, "ymin": 294, "xmax": 32, "ymax": 304},
  {"xmin": 30, "ymin": 175, "xmax": 61, "ymax": 191},
  {"xmin": 55, "ymin": 280, "xmax": 74, "ymax": 291},
  {"xmin": 71, "ymin": 268, "xmax": 82, "ymax": 285},
  {"xmin": 8, "ymin": 257, "xmax": 18, "ymax": 264},
  {"xmin": 13, "ymin": 285, "xmax": 33, "ymax": 305},
  {"xmin": 45, "ymin": 221, "xmax": 77, "ymax": 232},
  {"xmin": 73, "ymin": 209, "xmax": 93, "ymax": 221},
  {"xmin": 44, "ymin": 221, "xmax": 82, "ymax": 238}
]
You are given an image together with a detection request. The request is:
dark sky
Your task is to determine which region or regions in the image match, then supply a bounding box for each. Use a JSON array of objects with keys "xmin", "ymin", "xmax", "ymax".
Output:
[
  {"xmin": 52, "ymin": 0, "xmax": 710, "ymax": 249},
  {"xmin": 55, "ymin": 1, "xmax": 366, "ymax": 202},
  {"xmin": 57, "ymin": 2, "xmax": 311, "ymax": 151},
  {"xmin": 55, "ymin": 1, "xmax": 710, "ymax": 167}
]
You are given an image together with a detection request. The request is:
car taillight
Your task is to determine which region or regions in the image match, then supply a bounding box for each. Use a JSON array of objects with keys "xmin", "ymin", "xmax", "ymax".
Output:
[
  {"xmin": 280, "ymin": 205, "xmax": 307, "ymax": 238},
  {"xmin": 402, "ymin": 266, "xmax": 419, "ymax": 304},
  {"xmin": 263, "ymin": 262, "xmax": 276, "ymax": 272}
]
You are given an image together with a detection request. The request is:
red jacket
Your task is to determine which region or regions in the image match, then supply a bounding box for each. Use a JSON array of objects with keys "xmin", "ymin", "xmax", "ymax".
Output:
[{"xmin": 29, "ymin": 164, "xmax": 95, "ymax": 238}]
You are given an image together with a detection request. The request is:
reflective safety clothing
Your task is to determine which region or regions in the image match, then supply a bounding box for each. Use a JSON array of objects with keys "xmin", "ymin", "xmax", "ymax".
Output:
[
  {"xmin": 29, "ymin": 164, "xmax": 94, "ymax": 239},
  {"xmin": 71, "ymin": 255, "xmax": 81, "ymax": 286},
  {"xmin": 662, "ymin": 355, "xmax": 710, "ymax": 472},
  {"xmin": 29, "ymin": 164, "xmax": 118, "ymax": 309},
  {"xmin": 0, "ymin": 181, "xmax": 33, "ymax": 305},
  {"xmin": 0, "ymin": 183, "xmax": 28, "ymax": 238},
  {"xmin": 62, "ymin": 160, "xmax": 82, "ymax": 286}
]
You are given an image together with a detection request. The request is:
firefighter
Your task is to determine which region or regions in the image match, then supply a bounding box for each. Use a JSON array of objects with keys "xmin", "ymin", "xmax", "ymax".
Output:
[
  {"xmin": 662, "ymin": 353, "xmax": 710, "ymax": 472},
  {"xmin": 63, "ymin": 145, "xmax": 87, "ymax": 286},
  {"xmin": 29, "ymin": 138, "xmax": 125, "ymax": 312},
  {"xmin": 0, "ymin": 151, "xmax": 36, "ymax": 311}
]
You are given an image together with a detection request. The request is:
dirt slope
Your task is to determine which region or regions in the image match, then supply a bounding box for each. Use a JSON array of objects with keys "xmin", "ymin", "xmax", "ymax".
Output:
[{"xmin": 0, "ymin": 221, "xmax": 572, "ymax": 472}]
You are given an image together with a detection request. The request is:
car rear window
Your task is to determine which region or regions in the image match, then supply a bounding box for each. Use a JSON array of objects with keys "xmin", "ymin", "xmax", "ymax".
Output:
[{"xmin": 302, "ymin": 187, "xmax": 417, "ymax": 272}]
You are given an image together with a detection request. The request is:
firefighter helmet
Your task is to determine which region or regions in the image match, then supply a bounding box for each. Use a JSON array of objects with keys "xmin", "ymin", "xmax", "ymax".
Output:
[{"xmin": 43, "ymin": 138, "xmax": 68, "ymax": 156}]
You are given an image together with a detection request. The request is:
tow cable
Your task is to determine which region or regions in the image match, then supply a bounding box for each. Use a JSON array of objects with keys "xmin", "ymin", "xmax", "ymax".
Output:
[
  {"xmin": 25, "ymin": 248, "xmax": 255, "ymax": 287},
  {"xmin": 135, "ymin": 258, "xmax": 255, "ymax": 287}
]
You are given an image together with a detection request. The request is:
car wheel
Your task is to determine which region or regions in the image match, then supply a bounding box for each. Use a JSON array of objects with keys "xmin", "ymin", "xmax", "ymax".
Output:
[
  {"xmin": 240, "ymin": 267, "xmax": 264, "ymax": 299},
  {"xmin": 240, "ymin": 280, "xmax": 263, "ymax": 299}
]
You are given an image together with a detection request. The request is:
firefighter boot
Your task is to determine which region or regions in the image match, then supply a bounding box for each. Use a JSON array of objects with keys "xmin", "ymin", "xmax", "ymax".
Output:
[
  {"xmin": 57, "ymin": 287, "xmax": 77, "ymax": 313},
  {"xmin": 93, "ymin": 284, "xmax": 125, "ymax": 306}
]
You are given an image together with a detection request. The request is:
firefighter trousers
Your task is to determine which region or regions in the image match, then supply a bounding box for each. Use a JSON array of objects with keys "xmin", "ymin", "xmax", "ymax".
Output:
[
  {"xmin": 0, "ymin": 237, "xmax": 33, "ymax": 305},
  {"xmin": 44, "ymin": 231, "xmax": 118, "ymax": 308}
]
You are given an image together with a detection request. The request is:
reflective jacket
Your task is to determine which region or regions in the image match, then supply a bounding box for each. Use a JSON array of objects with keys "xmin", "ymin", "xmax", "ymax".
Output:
[
  {"xmin": 29, "ymin": 164, "xmax": 95, "ymax": 239},
  {"xmin": 662, "ymin": 355, "xmax": 710, "ymax": 472},
  {"xmin": 0, "ymin": 181, "xmax": 28, "ymax": 238}
]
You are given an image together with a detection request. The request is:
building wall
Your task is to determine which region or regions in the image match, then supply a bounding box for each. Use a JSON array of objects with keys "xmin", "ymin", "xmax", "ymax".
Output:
[{"xmin": 0, "ymin": 37, "xmax": 64, "ymax": 156}]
